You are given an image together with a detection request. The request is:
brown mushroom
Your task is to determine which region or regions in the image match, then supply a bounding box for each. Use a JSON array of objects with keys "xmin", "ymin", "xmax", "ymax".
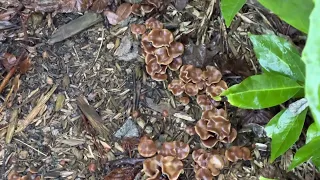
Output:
[
  {"xmin": 141, "ymin": 40, "xmax": 156, "ymax": 54},
  {"xmin": 168, "ymin": 57, "xmax": 183, "ymax": 71},
  {"xmin": 131, "ymin": 4, "xmax": 142, "ymax": 16},
  {"xmin": 196, "ymin": 95, "xmax": 218, "ymax": 110},
  {"xmin": 206, "ymin": 116, "xmax": 231, "ymax": 140},
  {"xmin": 206, "ymin": 80, "xmax": 228, "ymax": 98},
  {"xmin": 146, "ymin": 59, "xmax": 162, "ymax": 75},
  {"xmin": 131, "ymin": 24, "xmax": 146, "ymax": 35},
  {"xmin": 158, "ymin": 141, "xmax": 176, "ymax": 157},
  {"xmin": 151, "ymin": 73, "xmax": 168, "ymax": 81},
  {"xmin": 184, "ymin": 83, "xmax": 198, "ymax": 96},
  {"xmin": 201, "ymin": 108, "xmax": 227, "ymax": 119},
  {"xmin": 148, "ymin": 29, "xmax": 174, "ymax": 48},
  {"xmin": 221, "ymin": 128, "xmax": 237, "ymax": 143},
  {"xmin": 179, "ymin": 96, "xmax": 190, "ymax": 105},
  {"xmin": 161, "ymin": 156, "xmax": 184, "ymax": 180},
  {"xmin": 194, "ymin": 119, "xmax": 220, "ymax": 148},
  {"xmin": 206, "ymin": 154, "xmax": 225, "ymax": 176},
  {"xmin": 145, "ymin": 54, "xmax": 156, "ymax": 64},
  {"xmin": 168, "ymin": 79, "xmax": 185, "ymax": 96},
  {"xmin": 143, "ymin": 155, "xmax": 163, "ymax": 180},
  {"xmin": 196, "ymin": 81, "xmax": 206, "ymax": 90},
  {"xmin": 202, "ymin": 66, "xmax": 222, "ymax": 86},
  {"xmin": 187, "ymin": 67, "xmax": 203, "ymax": 83},
  {"xmin": 138, "ymin": 136, "xmax": 157, "ymax": 157},
  {"xmin": 195, "ymin": 167, "xmax": 213, "ymax": 180},
  {"xmin": 154, "ymin": 47, "xmax": 173, "ymax": 65},
  {"xmin": 141, "ymin": 4, "xmax": 154, "ymax": 14},
  {"xmin": 167, "ymin": 42, "xmax": 184, "ymax": 58},
  {"xmin": 179, "ymin": 65, "xmax": 193, "ymax": 83},
  {"xmin": 201, "ymin": 137, "xmax": 219, "ymax": 148},
  {"xmin": 145, "ymin": 17, "xmax": 164, "ymax": 29},
  {"xmin": 175, "ymin": 141, "xmax": 190, "ymax": 160},
  {"xmin": 192, "ymin": 149, "xmax": 207, "ymax": 162},
  {"xmin": 225, "ymin": 146, "xmax": 252, "ymax": 162}
]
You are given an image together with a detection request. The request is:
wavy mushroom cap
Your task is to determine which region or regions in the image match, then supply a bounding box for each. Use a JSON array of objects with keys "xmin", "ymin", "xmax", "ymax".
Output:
[
  {"xmin": 168, "ymin": 57, "xmax": 183, "ymax": 71},
  {"xmin": 221, "ymin": 128, "xmax": 237, "ymax": 144},
  {"xmin": 202, "ymin": 66, "xmax": 222, "ymax": 85},
  {"xmin": 225, "ymin": 146, "xmax": 252, "ymax": 162},
  {"xmin": 179, "ymin": 96, "xmax": 190, "ymax": 105},
  {"xmin": 161, "ymin": 156, "xmax": 184, "ymax": 180},
  {"xmin": 175, "ymin": 141, "xmax": 190, "ymax": 160},
  {"xmin": 184, "ymin": 83, "xmax": 199, "ymax": 96},
  {"xmin": 167, "ymin": 42, "xmax": 184, "ymax": 58},
  {"xmin": 195, "ymin": 167, "xmax": 213, "ymax": 180},
  {"xmin": 143, "ymin": 155, "xmax": 163, "ymax": 180},
  {"xmin": 206, "ymin": 80, "xmax": 228, "ymax": 98},
  {"xmin": 168, "ymin": 79, "xmax": 185, "ymax": 96},
  {"xmin": 145, "ymin": 54, "xmax": 156, "ymax": 64},
  {"xmin": 138, "ymin": 136, "xmax": 157, "ymax": 157},
  {"xmin": 154, "ymin": 47, "xmax": 173, "ymax": 65},
  {"xmin": 148, "ymin": 29, "xmax": 174, "ymax": 48},
  {"xmin": 179, "ymin": 65, "xmax": 193, "ymax": 83},
  {"xmin": 188, "ymin": 67, "xmax": 203, "ymax": 83},
  {"xmin": 146, "ymin": 59, "xmax": 162, "ymax": 75},
  {"xmin": 206, "ymin": 116, "xmax": 231, "ymax": 140},
  {"xmin": 201, "ymin": 108, "xmax": 227, "ymax": 120},
  {"xmin": 131, "ymin": 4, "xmax": 142, "ymax": 16},
  {"xmin": 151, "ymin": 73, "xmax": 168, "ymax": 81},
  {"xmin": 158, "ymin": 141, "xmax": 176, "ymax": 157},
  {"xmin": 196, "ymin": 95, "xmax": 215, "ymax": 110},
  {"xmin": 141, "ymin": 40, "xmax": 156, "ymax": 54},
  {"xmin": 145, "ymin": 17, "xmax": 164, "ymax": 29}
]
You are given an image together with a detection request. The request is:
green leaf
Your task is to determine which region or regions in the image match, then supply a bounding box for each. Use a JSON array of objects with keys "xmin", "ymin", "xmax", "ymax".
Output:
[
  {"xmin": 270, "ymin": 108, "xmax": 308, "ymax": 162},
  {"xmin": 306, "ymin": 123, "xmax": 320, "ymax": 143},
  {"xmin": 221, "ymin": 0, "xmax": 246, "ymax": 27},
  {"xmin": 302, "ymin": 0, "xmax": 320, "ymax": 129},
  {"xmin": 259, "ymin": 177, "xmax": 276, "ymax": 180},
  {"xmin": 221, "ymin": 74, "xmax": 303, "ymax": 109},
  {"xmin": 288, "ymin": 136, "xmax": 320, "ymax": 170},
  {"xmin": 258, "ymin": 0, "xmax": 313, "ymax": 33},
  {"xmin": 249, "ymin": 34, "xmax": 305, "ymax": 82},
  {"xmin": 265, "ymin": 110, "xmax": 285, "ymax": 138},
  {"xmin": 312, "ymin": 155, "xmax": 320, "ymax": 170}
]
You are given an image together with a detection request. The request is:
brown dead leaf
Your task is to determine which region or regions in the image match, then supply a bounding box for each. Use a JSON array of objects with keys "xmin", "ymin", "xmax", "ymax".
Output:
[
  {"xmin": 0, "ymin": 8, "xmax": 17, "ymax": 21},
  {"xmin": 18, "ymin": 56, "xmax": 31, "ymax": 74},
  {"xmin": 75, "ymin": 0, "xmax": 93, "ymax": 11},
  {"xmin": 116, "ymin": 3, "xmax": 132, "ymax": 20},
  {"xmin": 90, "ymin": 0, "xmax": 110, "ymax": 13},
  {"xmin": 104, "ymin": 167, "xmax": 138, "ymax": 180},
  {"xmin": 103, "ymin": 10, "xmax": 122, "ymax": 25},
  {"xmin": 1, "ymin": 53, "xmax": 17, "ymax": 71}
]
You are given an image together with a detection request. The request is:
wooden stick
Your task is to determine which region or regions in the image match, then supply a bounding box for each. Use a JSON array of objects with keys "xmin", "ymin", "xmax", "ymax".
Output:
[{"xmin": 0, "ymin": 66, "xmax": 16, "ymax": 94}]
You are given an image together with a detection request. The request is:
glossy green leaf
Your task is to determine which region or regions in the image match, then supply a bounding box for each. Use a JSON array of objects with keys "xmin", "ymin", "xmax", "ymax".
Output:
[
  {"xmin": 221, "ymin": 0, "xmax": 246, "ymax": 27},
  {"xmin": 302, "ymin": 0, "xmax": 320, "ymax": 129},
  {"xmin": 221, "ymin": 74, "xmax": 303, "ymax": 109},
  {"xmin": 249, "ymin": 34, "xmax": 305, "ymax": 82},
  {"xmin": 265, "ymin": 110, "xmax": 285, "ymax": 138},
  {"xmin": 259, "ymin": 177, "xmax": 276, "ymax": 180},
  {"xmin": 270, "ymin": 108, "xmax": 308, "ymax": 162},
  {"xmin": 311, "ymin": 155, "xmax": 320, "ymax": 170},
  {"xmin": 306, "ymin": 123, "xmax": 320, "ymax": 143},
  {"xmin": 258, "ymin": 0, "xmax": 313, "ymax": 33},
  {"xmin": 288, "ymin": 136, "xmax": 320, "ymax": 170}
]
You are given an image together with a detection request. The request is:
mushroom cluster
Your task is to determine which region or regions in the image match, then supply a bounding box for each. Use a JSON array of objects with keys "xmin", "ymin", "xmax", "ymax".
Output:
[
  {"xmin": 168, "ymin": 65, "xmax": 227, "ymax": 108},
  {"xmin": 138, "ymin": 137, "xmax": 190, "ymax": 180},
  {"xmin": 194, "ymin": 109, "xmax": 237, "ymax": 148},
  {"xmin": 131, "ymin": 18, "xmax": 184, "ymax": 81},
  {"xmin": 192, "ymin": 149, "xmax": 227, "ymax": 179},
  {"xmin": 131, "ymin": 0, "xmax": 162, "ymax": 16}
]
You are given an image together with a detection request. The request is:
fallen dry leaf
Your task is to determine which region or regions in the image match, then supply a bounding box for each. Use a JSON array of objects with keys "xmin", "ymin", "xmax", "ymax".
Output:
[
  {"xmin": 90, "ymin": 0, "xmax": 110, "ymax": 13},
  {"xmin": 18, "ymin": 56, "xmax": 31, "ymax": 74},
  {"xmin": 1, "ymin": 53, "xmax": 17, "ymax": 71},
  {"xmin": 116, "ymin": 3, "xmax": 132, "ymax": 20},
  {"xmin": 104, "ymin": 167, "xmax": 138, "ymax": 180},
  {"xmin": 103, "ymin": 10, "xmax": 122, "ymax": 25}
]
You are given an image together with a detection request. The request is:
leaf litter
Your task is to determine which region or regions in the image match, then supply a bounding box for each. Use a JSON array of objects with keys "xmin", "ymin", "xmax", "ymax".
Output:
[{"xmin": 0, "ymin": 0, "xmax": 318, "ymax": 180}]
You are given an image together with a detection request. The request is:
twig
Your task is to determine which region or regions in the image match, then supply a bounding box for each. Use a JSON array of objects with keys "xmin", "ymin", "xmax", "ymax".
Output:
[
  {"xmin": 0, "ymin": 67, "xmax": 16, "ymax": 94},
  {"xmin": 14, "ymin": 138, "xmax": 47, "ymax": 156},
  {"xmin": 94, "ymin": 29, "xmax": 105, "ymax": 62},
  {"xmin": 73, "ymin": 46, "xmax": 80, "ymax": 62},
  {"xmin": 5, "ymin": 109, "xmax": 18, "ymax": 143},
  {"xmin": 16, "ymin": 85, "xmax": 57, "ymax": 132}
]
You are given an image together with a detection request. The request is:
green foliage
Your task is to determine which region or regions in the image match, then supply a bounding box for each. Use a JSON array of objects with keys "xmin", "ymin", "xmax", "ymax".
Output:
[
  {"xmin": 249, "ymin": 34, "xmax": 305, "ymax": 82},
  {"xmin": 220, "ymin": 0, "xmax": 246, "ymax": 27},
  {"xmin": 264, "ymin": 110, "xmax": 285, "ymax": 138},
  {"xmin": 220, "ymin": 74, "xmax": 303, "ymax": 109},
  {"xmin": 306, "ymin": 123, "xmax": 320, "ymax": 143},
  {"xmin": 302, "ymin": 0, "xmax": 320, "ymax": 129},
  {"xmin": 288, "ymin": 136, "xmax": 320, "ymax": 170},
  {"xmin": 268, "ymin": 108, "xmax": 308, "ymax": 162},
  {"xmin": 257, "ymin": 0, "xmax": 313, "ymax": 33},
  {"xmin": 259, "ymin": 177, "xmax": 277, "ymax": 180}
]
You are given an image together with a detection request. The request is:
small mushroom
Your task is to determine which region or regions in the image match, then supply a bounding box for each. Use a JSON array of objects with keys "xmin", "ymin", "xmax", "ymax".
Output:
[
  {"xmin": 168, "ymin": 57, "xmax": 183, "ymax": 71},
  {"xmin": 206, "ymin": 154, "xmax": 225, "ymax": 176},
  {"xmin": 146, "ymin": 59, "xmax": 162, "ymax": 75},
  {"xmin": 146, "ymin": 17, "xmax": 163, "ymax": 29},
  {"xmin": 138, "ymin": 136, "xmax": 157, "ymax": 157},
  {"xmin": 151, "ymin": 73, "xmax": 168, "ymax": 81},
  {"xmin": 179, "ymin": 96, "xmax": 190, "ymax": 105},
  {"xmin": 175, "ymin": 141, "xmax": 190, "ymax": 160},
  {"xmin": 143, "ymin": 155, "xmax": 163, "ymax": 180},
  {"xmin": 168, "ymin": 79, "xmax": 185, "ymax": 96},
  {"xmin": 167, "ymin": 42, "xmax": 184, "ymax": 58},
  {"xmin": 192, "ymin": 149, "xmax": 207, "ymax": 162},
  {"xmin": 161, "ymin": 156, "xmax": 184, "ymax": 180},
  {"xmin": 187, "ymin": 67, "xmax": 203, "ymax": 83},
  {"xmin": 148, "ymin": 29, "xmax": 174, "ymax": 48},
  {"xmin": 201, "ymin": 109, "xmax": 227, "ymax": 119},
  {"xmin": 195, "ymin": 167, "xmax": 213, "ymax": 180},
  {"xmin": 179, "ymin": 65, "xmax": 193, "ymax": 83},
  {"xmin": 225, "ymin": 146, "xmax": 252, "ymax": 162},
  {"xmin": 158, "ymin": 141, "xmax": 176, "ymax": 157},
  {"xmin": 184, "ymin": 83, "xmax": 198, "ymax": 96},
  {"xmin": 202, "ymin": 66, "xmax": 222, "ymax": 86},
  {"xmin": 206, "ymin": 80, "xmax": 228, "ymax": 97},
  {"xmin": 131, "ymin": 24, "xmax": 146, "ymax": 35}
]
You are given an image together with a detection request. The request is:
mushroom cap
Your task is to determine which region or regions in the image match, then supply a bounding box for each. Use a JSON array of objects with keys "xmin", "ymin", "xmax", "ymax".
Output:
[
  {"xmin": 195, "ymin": 119, "xmax": 210, "ymax": 140},
  {"xmin": 148, "ymin": 29, "xmax": 174, "ymax": 48},
  {"xmin": 143, "ymin": 155, "xmax": 163, "ymax": 179},
  {"xmin": 141, "ymin": 40, "xmax": 156, "ymax": 54},
  {"xmin": 131, "ymin": 4, "xmax": 142, "ymax": 16},
  {"xmin": 188, "ymin": 67, "xmax": 203, "ymax": 83},
  {"xmin": 154, "ymin": 47, "xmax": 173, "ymax": 65},
  {"xmin": 192, "ymin": 149, "xmax": 207, "ymax": 162},
  {"xmin": 202, "ymin": 66, "xmax": 222, "ymax": 86},
  {"xmin": 201, "ymin": 137, "xmax": 219, "ymax": 148},
  {"xmin": 145, "ymin": 54, "xmax": 156, "ymax": 64},
  {"xmin": 130, "ymin": 24, "xmax": 146, "ymax": 35},
  {"xmin": 168, "ymin": 79, "xmax": 185, "ymax": 96},
  {"xmin": 179, "ymin": 96, "xmax": 190, "ymax": 105},
  {"xmin": 158, "ymin": 141, "xmax": 176, "ymax": 157},
  {"xmin": 241, "ymin": 147, "xmax": 252, "ymax": 160},
  {"xmin": 207, "ymin": 154, "xmax": 225, "ymax": 170},
  {"xmin": 225, "ymin": 146, "xmax": 252, "ymax": 162},
  {"xmin": 179, "ymin": 65, "xmax": 193, "ymax": 83},
  {"xmin": 116, "ymin": 3, "xmax": 132, "ymax": 20},
  {"xmin": 196, "ymin": 81, "xmax": 206, "ymax": 90},
  {"xmin": 168, "ymin": 57, "xmax": 183, "ymax": 71},
  {"xmin": 206, "ymin": 116, "xmax": 231, "ymax": 140},
  {"xmin": 146, "ymin": 59, "xmax": 162, "ymax": 75},
  {"xmin": 201, "ymin": 109, "xmax": 227, "ymax": 120},
  {"xmin": 161, "ymin": 156, "xmax": 184, "ymax": 180},
  {"xmin": 167, "ymin": 42, "xmax": 184, "ymax": 58},
  {"xmin": 141, "ymin": 4, "xmax": 154, "ymax": 14},
  {"xmin": 195, "ymin": 167, "xmax": 213, "ymax": 180},
  {"xmin": 175, "ymin": 141, "xmax": 190, "ymax": 160},
  {"xmin": 151, "ymin": 73, "xmax": 168, "ymax": 81},
  {"xmin": 196, "ymin": 95, "xmax": 216, "ymax": 110},
  {"xmin": 184, "ymin": 83, "xmax": 198, "ymax": 96},
  {"xmin": 138, "ymin": 136, "xmax": 157, "ymax": 157},
  {"xmin": 145, "ymin": 17, "xmax": 164, "ymax": 29},
  {"xmin": 221, "ymin": 128, "xmax": 237, "ymax": 143}
]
